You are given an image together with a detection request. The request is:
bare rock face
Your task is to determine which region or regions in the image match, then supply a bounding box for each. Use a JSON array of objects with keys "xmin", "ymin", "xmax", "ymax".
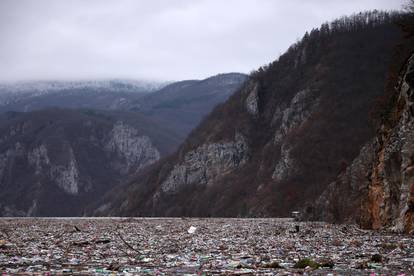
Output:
[
  {"xmin": 272, "ymin": 143, "xmax": 297, "ymax": 181},
  {"xmin": 0, "ymin": 108, "xmax": 176, "ymax": 216},
  {"xmin": 50, "ymin": 147, "xmax": 80, "ymax": 195},
  {"xmin": 310, "ymin": 54, "xmax": 414, "ymax": 233},
  {"xmin": 269, "ymin": 89, "xmax": 319, "ymax": 183},
  {"xmin": 105, "ymin": 121, "xmax": 160, "ymax": 173},
  {"xmin": 160, "ymin": 133, "xmax": 249, "ymax": 194},
  {"xmin": 274, "ymin": 89, "xmax": 319, "ymax": 143},
  {"xmin": 365, "ymin": 54, "xmax": 414, "ymax": 233},
  {"xmin": 245, "ymin": 82, "xmax": 259, "ymax": 115},
  {"xmin": 23, "ymin": 121, "xmax": 161, "ymax": 196},
  {"xmin": 27, "ymin": 144, "xmax": 81, "ymax": 195},
  {"xmin": 0, "ymin": 143, "xmax": 25, "ymax": 181},
  {"xmin": 28, "ymin": 145, "xmax": 50, "ymax": 175},
  {"xmin": 306, "ymin": 143, "xmax": 375, "ymax": 223}
]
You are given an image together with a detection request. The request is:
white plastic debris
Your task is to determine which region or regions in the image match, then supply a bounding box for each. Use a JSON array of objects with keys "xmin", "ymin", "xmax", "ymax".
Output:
[
  {"xmin": 187, "ymin": 226, "xmax": 197, "ymax": 234},
  {"xmin": 1, "ymin": 218, "xmax": 413, "ymax": 274}
]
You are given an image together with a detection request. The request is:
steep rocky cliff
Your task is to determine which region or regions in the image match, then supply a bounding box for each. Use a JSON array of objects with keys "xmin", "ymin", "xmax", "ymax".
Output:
[
  {"xmin": 0, "ymin": 109, "xmax": 180, "ymax": 216},
  {"xmin": 309, "ymin": 52, "xmax": 414, "ymax": 233},
  {"xmin": 159, "ymin": 132, "xmax": 249, "ymax": 195},
  {"xmin": 368, "ymin": 57, "xmax": 414, "ymax": 233},
  {"xmin": 99, "ymin": 12, "xmax": 404, "ymax": 218}
]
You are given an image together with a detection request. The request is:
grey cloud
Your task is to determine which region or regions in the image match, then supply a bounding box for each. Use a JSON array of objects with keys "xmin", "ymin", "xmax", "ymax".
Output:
[{"xmin": 0, "ymin": 0, "xmax": 406, "ymax": 82}]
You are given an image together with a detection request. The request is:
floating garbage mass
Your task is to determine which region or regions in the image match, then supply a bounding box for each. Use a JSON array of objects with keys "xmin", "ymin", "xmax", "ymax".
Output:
[{"xmin": 0, "ymin": 217, "xmax": 413, "ymax": 275}]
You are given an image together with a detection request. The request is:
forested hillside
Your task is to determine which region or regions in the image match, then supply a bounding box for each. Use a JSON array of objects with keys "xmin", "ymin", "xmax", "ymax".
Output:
[{"xmin": 96, "ymin": 12, "xmax": 406, "ymax": 220}]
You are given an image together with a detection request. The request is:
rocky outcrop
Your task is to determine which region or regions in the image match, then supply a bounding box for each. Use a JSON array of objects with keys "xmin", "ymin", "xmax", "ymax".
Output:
[
  {"xmin": 28, "ymin": 145, "xmax": 50, "ymax": 175},
  {"xmin": 23, "ymin": 121, "xmax": 162, "ymax": 196},
  {"xmin": 306, "ymin": 143, "xmax": 375, "ymax": 223},
  {"xmin": 274, "ymin": 89, "xmax": 319, "ymax": 143},
  {"xmin": 28, "ymin": 144, "xmax": 82, "ymax": 196},
  {"xmin": 365, "ymin": 54, "xmax": 414, "ymax": 233},
  {"xmin": 50, "ymin": 147, "xmax": 80, "ymax": 195},
  {"xmin": 160, "ymin": 133, "xmax": 249, "ymax": 194},
  {"xmin": 0, "ymin": 109, "xmax": 179, "ymax": 216},
  {"xmin": 310, "ymin": 53, "xmax": 414, "ymax": 233},
  {"xmin": 245, "ymin": 82, "xmax": 259, "ymax": 115},
  {"xmin": 270, "ymin": 89, "xmax": 319, "ymax": 181},
  {"xmin": 272, "ymin": 143, "xmax": 297, "ymax": 181},
  {"xmin": 106, "ymin": 121, "xmax": 160, "ymax": 173}
]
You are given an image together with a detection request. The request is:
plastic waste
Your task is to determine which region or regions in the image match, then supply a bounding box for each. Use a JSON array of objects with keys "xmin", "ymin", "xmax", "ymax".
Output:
[{"xmin": 187, "ymin": 226, "xmax": 197, "ymax": 234}]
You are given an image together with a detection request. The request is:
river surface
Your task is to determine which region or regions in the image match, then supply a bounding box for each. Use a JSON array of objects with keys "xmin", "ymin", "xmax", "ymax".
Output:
[{"xmin": 0, "ymin": 218, "xmax": 413, "ymax": 275}]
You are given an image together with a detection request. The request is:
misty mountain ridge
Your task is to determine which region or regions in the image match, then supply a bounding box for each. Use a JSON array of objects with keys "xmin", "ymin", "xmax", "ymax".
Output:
[
  {"xmin": 0, "ymin": 73, "xmax": 247, "ymax": 216},
  {"xmin": 0, "ymin": 73, "xmax": 247, "ymax": 136},
  {"xmin": 0, "ymin": 73, "xmax": 246, "ymax": 112},
  {"xmin": 0, "ymin": 79, "xmax": 167, "ymax": 94},
  {"xmin": 0, "ymin": 79, "xmax": 166, "ymax": 110}
]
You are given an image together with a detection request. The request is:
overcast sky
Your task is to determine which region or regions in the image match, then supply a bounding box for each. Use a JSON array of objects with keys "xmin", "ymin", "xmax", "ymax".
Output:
[{"xmin": 0, "ymin": 0, "xmax": 406, "ymax": 82}]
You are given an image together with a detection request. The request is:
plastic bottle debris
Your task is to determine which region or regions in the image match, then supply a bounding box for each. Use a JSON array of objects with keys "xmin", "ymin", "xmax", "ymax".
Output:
[
  {"xmin": 187, "ymin": 226, "xmax": 197, "ymax": 234},
  {"xmin": 0, "ymin": 218, "xmax": 413, "ymax": 274}
]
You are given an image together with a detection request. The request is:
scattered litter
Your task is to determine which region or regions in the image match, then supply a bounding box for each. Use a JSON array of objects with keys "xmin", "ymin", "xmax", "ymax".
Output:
[
  {"xmin": 0, "ymin": 218, "xmax": 412, "ymax": 274},
  {"xmin": 187, "ymin": 226, "xmax": 197, "ymax": 234}
]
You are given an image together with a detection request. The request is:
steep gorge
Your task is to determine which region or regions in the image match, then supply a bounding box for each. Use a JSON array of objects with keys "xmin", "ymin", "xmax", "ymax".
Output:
[
  {"xmin": 99, "ymin": 12, "xmax": 405, "ymax": 219},
  {"xmin": 309, "ymin": 52, "xmax": 414, "ymax": 233}
]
